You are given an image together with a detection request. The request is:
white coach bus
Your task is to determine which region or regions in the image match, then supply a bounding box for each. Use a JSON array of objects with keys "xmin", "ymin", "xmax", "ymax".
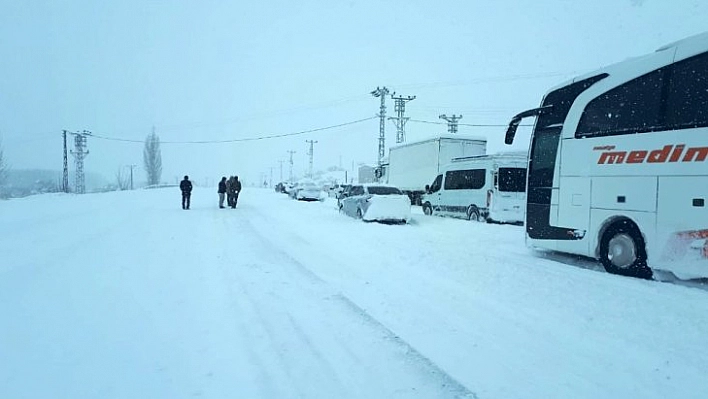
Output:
[{"xmin": 504, "ymin": 32, "xmax": 708, "ymax": 279}]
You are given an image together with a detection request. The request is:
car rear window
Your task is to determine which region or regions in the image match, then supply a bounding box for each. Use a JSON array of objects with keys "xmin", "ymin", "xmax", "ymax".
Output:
[
  {"xmin": 367, "ymin": 186, "xmax": 402, "ymax": 195},
  {"xmin": 498, "ymin": 168, "xmax": 526, "ymax": 192}
]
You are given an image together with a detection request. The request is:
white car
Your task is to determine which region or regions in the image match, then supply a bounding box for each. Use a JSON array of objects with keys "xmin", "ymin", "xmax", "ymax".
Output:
[
  {"xmin": 296, "ymin": 182, "xmax": 324, "ymax": 201},
  {"xmin": 339, "ymin": 184, "xmax": 411, "ymax": 224}
]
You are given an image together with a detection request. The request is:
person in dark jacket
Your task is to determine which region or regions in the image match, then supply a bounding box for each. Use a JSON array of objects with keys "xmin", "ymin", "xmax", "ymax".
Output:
[
  {"xmin": 180, "ymin": 175, "xmax": 193, "ymax": 210},
  {"xmin": 226, "ymin": 176, "xmax": 235, "ymax": 208},
  {"xmin": 232, "ymin": 176, "xmax": 242, "ymax": 207},
  {"xmin": 217, "ymin": 176, "xmax": 227, "ymax": 209}
]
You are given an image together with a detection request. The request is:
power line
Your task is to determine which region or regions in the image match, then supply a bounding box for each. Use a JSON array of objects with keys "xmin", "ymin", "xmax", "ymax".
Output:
[
  {"xmin": 409, "ymin": 119, "xmax": 533, "ymax": 127},
  {"xmin": 156, "ymin": 93, "xmax": 372, "ymax": 132},
  {"xmin": 89, "ymin": 117, "xmax": 377, "ymax": 144},
  {"xmin": 391, "ymin": 71, "xmax": 577, "ymax": 91}
]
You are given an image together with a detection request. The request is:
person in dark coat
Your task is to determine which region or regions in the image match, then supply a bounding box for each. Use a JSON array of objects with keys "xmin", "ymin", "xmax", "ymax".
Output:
[
  {"xmin": 232, "ymin": 176, "xmax": 242, "ymax": 208},
  {"xmin": 217, "ymin": 176, "xmax": 227, "ymax": 209},
  {"xmin": 226, "ymin": 176, "xmax": 235, "ymax": 208},
  {"xmin": 180, "ymin": 175, "xmax": 193, "ymax": 210}
]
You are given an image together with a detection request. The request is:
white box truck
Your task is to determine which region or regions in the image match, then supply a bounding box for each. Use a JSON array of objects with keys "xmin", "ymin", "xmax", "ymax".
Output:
[{"xmin": 385, "ymin": 135, "xmax": 487, "ymax": 204}]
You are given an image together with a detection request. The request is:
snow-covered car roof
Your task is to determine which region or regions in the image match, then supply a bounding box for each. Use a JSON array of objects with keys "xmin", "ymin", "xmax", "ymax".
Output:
[{"xmin": 361, "ymin": 184, "xmax": 401, "ymax": 189}]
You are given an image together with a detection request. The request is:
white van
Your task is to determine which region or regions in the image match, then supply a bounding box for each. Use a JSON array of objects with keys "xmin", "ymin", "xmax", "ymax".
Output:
[{"xmin": 421, "ymin": 152, "xmax": 527, "ymax": 223}]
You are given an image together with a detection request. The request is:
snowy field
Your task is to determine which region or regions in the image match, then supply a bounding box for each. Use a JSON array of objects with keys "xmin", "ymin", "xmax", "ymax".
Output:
[{"xmin": 2, "ymin": 187, "xmax": 708, "ymax": 399}]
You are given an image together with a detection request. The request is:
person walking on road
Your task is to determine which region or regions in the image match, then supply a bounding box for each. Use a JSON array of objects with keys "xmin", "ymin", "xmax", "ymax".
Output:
[
  {"xmin": 218, "ymin": 176, "xmax": 227, "ymax": 209},
  {"xmin": 180, "ymin": 175, "xmax": 193, "ymax": 210},
  {"xmin": 232, "ymin": 176, "xmax": 242, "ymax": 208}
]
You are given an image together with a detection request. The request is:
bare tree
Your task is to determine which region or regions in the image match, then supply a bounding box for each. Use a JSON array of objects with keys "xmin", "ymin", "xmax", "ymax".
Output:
[
  {"xmin": 143, "ymin": 128, "xmax": 162, "ymax": 186},
  {"xmin": 116, "ymin": 167, "xmax": 130, "ymax": 190}
]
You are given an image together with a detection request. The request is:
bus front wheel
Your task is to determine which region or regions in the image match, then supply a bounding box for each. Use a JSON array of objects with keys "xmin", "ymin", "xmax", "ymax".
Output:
[
  {"xmin": 599, "ymin": 220, "xmax": 653, "ymax": 280},
  {"xmin": 423, "ymin": 203, "xmax": 433, "ymax": 216}
]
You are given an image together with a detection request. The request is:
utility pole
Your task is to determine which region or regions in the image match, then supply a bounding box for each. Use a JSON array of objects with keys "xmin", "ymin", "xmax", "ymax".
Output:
[
  {"xmin": 127, "ymin": 164, "xmax": 136, "ymax": 190},
  {"xmin": 278, "ymin": 160, "xmax": 284, "ymax": 182},
  {"xmin": 389, "ymin": 93, "xmax": 416, "ymax": 144},
  {"xmin": 370, "ymin": 86, "xmax": 389, "ymax": 166},
  {"xmin": 287, "ymin": 150, "xmax": 296, "ymax": 181},
  {"xmin": 69, "ymin": 130, "xmax": 91, "ymax": 194},
  {"xmin": 269, "ymin": 167, "xmax": 273, "ymax": 188},
  {"xmin": 305, "ymin": 140, "xmax": 318, "ymax": 178},
  {"xmin": 62, "ymin": 130, "xmax": 69, "ymax": 193},
  {"xmin": 439, "ymin": 114, "xmax": 463, "ymax": 134}
]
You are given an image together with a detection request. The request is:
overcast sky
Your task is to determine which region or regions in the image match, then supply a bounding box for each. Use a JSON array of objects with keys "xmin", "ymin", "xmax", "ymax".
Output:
[{"xmin": 1, "ymin": 0, "xmax": 706, "ymax": 186}]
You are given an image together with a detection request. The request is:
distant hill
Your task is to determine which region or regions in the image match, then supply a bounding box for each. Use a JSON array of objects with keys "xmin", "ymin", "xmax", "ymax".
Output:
[{"xmin": 1, "ymin": 169, "xmax": 108, "ymax": 198}]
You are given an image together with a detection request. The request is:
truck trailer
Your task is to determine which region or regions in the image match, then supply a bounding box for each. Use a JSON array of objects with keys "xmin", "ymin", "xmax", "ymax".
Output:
[{"xmin": 385, "ymin": 135, "xmax": 487, "ymax": 204}]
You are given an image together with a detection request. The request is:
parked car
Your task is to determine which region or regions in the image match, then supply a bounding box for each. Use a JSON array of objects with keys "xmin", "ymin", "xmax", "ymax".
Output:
[
  {"xmin": 336, "ymin": 184, "xmax": 352, "ymax": 208},
  {"xmin": 287, "ymin": 181, "xmax": 302, "ymax": 199},
  {"xmin": 339, "ymin": 184, "xmax": 411, "ymax": 224},
  {"xmin": 283, "ymin": 182, "xmax": 297, "ymax": 196},
  {"xmin": 296, "ymin": 181, "xmax": 325, "ymax": 201}
]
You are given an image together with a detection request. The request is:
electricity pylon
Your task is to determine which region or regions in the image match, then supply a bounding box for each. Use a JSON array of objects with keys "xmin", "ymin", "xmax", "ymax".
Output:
[
  {"xmin": 389, "ymin": 93, "xmax": 416, "ymax": 143},
  {"xmin": 439, "ymin": 114, "xmax": 463, "ymax": 134}
]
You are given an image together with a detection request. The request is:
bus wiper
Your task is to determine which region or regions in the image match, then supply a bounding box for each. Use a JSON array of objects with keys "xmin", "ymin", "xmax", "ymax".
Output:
[{"xmin": 504, "ymin": 105, "xmax": 553, "ymax": 145}]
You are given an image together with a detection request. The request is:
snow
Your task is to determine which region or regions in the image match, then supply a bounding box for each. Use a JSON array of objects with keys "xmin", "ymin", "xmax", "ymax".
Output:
[
  {"xmin": 361, "ymin": 195, "xmax": 412, "ymax": 223},
  {"xmin": 1, "ymin": 187, "xmax": 707, "ymax": 399}
]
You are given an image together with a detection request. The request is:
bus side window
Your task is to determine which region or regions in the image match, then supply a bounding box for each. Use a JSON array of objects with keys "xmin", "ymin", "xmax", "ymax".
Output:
[
  {"xmin": 577, "ymin": 68, "xmax": 665, "ymax": 137},
  {"xmin": 666, "ymin": 52, "xmax": 708, "ymax": 129}
]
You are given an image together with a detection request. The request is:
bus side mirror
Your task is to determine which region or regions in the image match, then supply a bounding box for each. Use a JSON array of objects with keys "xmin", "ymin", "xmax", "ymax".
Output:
[
  {"xmin": 425, "ymin": 184, "xmax": 430, "ymax": 194},
  {"xmin": 505, "ymin": 117, "xmax": 520, "ymax": 145}
]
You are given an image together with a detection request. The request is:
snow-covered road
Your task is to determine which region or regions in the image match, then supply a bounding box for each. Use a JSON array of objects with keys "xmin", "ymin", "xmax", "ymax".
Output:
[{"xmin": 2, "ymin": 187, "xmax": 707, "ymax": 399}]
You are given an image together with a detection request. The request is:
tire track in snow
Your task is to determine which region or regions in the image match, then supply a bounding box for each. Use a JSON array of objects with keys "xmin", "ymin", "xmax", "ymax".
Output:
[
  {"xmin": 330, "ymin": 293, "xmax": 479, "ymax": 399},
  {"xmin": 209, "ymin": 209, "xmax": 286, "ymax": 398},
  {"xmin": 212, "ymin": 208, "xmax": 353, "ymax": 397},
  {"xmin": 237, "ymin": 208, "xmax": 479, "ymax": 399}
]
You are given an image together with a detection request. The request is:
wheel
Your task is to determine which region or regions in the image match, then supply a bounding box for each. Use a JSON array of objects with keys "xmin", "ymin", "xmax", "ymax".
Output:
[
  {"xmin": 467, "ymin": 206, "xmax": 482, "ymax": 222},
  {"xmin": 356, "ymin": 208, "xmax": 363, "ymax": 219},
  {"xmin": 599, "ymin": 220, "xmax": 653, "ymax": 279},
  {"xmin": 422, "ymin": 203, "xmax": 433, "ymax": 216}
]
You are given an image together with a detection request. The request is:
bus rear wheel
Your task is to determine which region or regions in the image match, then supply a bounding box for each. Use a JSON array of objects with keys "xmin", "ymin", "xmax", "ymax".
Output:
[{"xmin": 599, "ymin": 220, "xmax": 653, "ymax": 280}]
